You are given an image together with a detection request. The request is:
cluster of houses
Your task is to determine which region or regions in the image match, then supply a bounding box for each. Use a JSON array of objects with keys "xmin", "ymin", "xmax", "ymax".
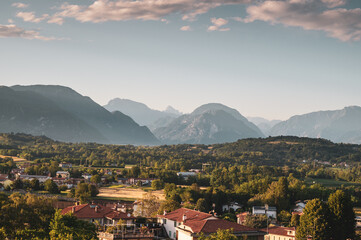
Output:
[
  {"xmin": 59, "ymin": 200, "xmax": 300, "ymax": 240},
  {"xmin": 0, "ymin": 162, "xmax": 157, "ymax": 190}
]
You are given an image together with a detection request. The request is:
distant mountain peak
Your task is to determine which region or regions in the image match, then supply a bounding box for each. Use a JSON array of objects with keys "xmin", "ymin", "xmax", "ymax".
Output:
[
  {"xmin": 154, "ymin": 103, "xmax": 264, "ymax": 144},
  {"xmin": 165, "ymin": 106, "xmax": 182, "ymax": 115}
]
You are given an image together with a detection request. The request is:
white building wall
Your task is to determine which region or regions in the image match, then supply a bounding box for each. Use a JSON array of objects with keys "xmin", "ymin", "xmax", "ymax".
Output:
[
  {"xmin": 177, "ymin": 230, "xmax": 194, "ymax": 240},
  {"xmin": 162, "ymin": 218, "xmax": 178, "ymax": 239}
]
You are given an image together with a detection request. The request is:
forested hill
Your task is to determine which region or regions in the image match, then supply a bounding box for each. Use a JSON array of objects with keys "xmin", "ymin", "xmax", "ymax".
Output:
[
  {"xmin": 1, "ymin": 133, "xmax": 361, "ymax": 168},
  {"xmin": 212, "ymin": 136, "xmax": 361, "ymax": 165}
]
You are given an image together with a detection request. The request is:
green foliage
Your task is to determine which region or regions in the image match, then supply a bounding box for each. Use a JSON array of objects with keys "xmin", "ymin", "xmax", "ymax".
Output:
[
  {"xmin": 151, "ymin": 179, "xmax": 164, "ymax": 190},
  {"xmin": 328, "ymin": 190, "xmax": 355, "ymax": 240},
  {"xmin": 75, "ymin": 183, "xmax": 99, "ymax": 203},
  {"xmin": 158, "ymin": 199, "xmax": 181, "ymax": 214},
  {"xmin": 49, "ymin": 210, "xmax": 97, "ymax": 240},
  {"xmin": 45, "ymin": 179, "xmax": 60, "ymax": 194},
  {"xmin": 195, "ymin": 198, "xmax": 208, "ymax": 212},
  {"xmin": 296, "ymin": 198, "xmax": 332, "ymax": 240},
  {"xmin": 278, "ymin": 210, "xmax": 292, "ymax": 226},
  {"xmin": 243, "ymin": 214, "xmax": 268, "ymax": 229},
  {"xmin": 198, "ymin": 229, "xmax": 238, "ymax": 240},
  {"xmin": 90, "ymin": 174, "xmax": 101, "ymax": 184},
  {"xmin": 0, "ymin": 193, "xmax": 55, "ymax": 239}
]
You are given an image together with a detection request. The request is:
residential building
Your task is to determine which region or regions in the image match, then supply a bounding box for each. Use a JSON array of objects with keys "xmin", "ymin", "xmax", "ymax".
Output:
[
  {"xmin": 176, "ymin": 172, "xmax": 197, "ymax": 180},
  {"xmin": 222, "ymin": 202, "xmax": 243, "ymax": 212},
  {"xmin": 252, "ymin": 206, "xmax": 277, "ymax": 219},
  {"xmin": 17, "ymin": 174, "xmax": 50, "ymax": 183},
  {"xmin": 177, "ymin": 217, "xmax": 265, "ymax": 240},
  {"xmin": 261, "ymin": 226, "xmax": 296, "ymax": 240},
  {"xmin": 59, "ymin": 162, "xmax": 72, "ymax": 168},
  {"xmin": 237, "ymin": 212, "xmax": 250, "ymax": 225},
  {"xmin": 56, "ymin": 171, "xmax": 70, "ymax": 179},
  {"xmin": 158, "ymin": 208, "xmax": 265, "ymax": 240}
]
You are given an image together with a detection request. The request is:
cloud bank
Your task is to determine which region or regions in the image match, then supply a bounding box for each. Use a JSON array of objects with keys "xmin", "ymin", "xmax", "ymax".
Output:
[
  {"xmin": 241, "ymin": 0, "xmax": 361, "ymax": 41},
  {"xmin": 0, "ymin": 24, "xmax": 56, "ymax": 41}
]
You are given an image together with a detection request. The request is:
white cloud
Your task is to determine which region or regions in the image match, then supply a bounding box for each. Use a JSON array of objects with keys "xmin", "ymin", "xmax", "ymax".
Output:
[
  {"xmin": 16, "ymin": 12, "xmax": 49, "ymax": 23},
  {"xmin": 12, "ymin": 2, "xmax": 29, "ymax": 9},
  {"xmin": 208, "ymin": 17, "xmax": 230, "ymax": 31},
  {"xmin": 242, "ymin": 0, "xmax": 361, "ymax": 41},
  {"xmin": 0, "ymin": 24, "xmax": 56, "ymax": 41},
  {"xmin": 180, "ymin": 25, "xmax": 192, "ymax": 31},
  {"xmin": 51, "ymin": 0, "xmax": 251, "ymax": 24},
  {"xmin": 8, "ymin": 19, "xmax": 14, "ymax": 24}
]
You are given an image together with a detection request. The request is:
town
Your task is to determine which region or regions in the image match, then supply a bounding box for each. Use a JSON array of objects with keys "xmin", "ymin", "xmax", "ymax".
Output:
[{"xmin": 0, "ymin": 134, "xmax": 360, "ymax": 239}]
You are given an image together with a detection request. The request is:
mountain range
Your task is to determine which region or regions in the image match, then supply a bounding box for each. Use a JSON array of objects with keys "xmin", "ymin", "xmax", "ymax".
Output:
[
  {"xmin": 1, "ymin": 84, "xmax": 361, "ymax": 145},
  {"xmin": 269, "ymin": 106, "xmax": 361, "ymax": 144},
  {"xmin": 1, "ymin": 85, "xmax": 158, "ymax": 145}
]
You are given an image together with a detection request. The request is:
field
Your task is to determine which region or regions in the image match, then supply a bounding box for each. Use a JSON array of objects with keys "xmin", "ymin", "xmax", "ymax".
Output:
[
  {"xmin": 305, "ymin": 178, "xmax": 361, "ymax": 187},
  {"xmin": 0, "ymin": 155, "xmax": 27, "ymax": 162},
  {"xmin": 97, "ymin": 186, "xmax": 165, "ymax": 201}
]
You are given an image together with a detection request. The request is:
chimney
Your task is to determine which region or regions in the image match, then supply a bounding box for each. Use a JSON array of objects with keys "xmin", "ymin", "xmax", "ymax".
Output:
[
  {"xmin": 72, "ymin": 206, "xmax": 76, "ymax": 213},
  {"xmin": 163, "ymin": 210, "xmax": 167, "ymax": 215},
  {"xmin": 182, "ymin": 214, "xmax": 187, "ymax": 221},
  {"xmin": 95, "ymin": 206, "xmax": 99, "ymax": 213}
]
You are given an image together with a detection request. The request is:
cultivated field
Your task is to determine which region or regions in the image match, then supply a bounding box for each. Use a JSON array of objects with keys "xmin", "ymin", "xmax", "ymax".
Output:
[{"xmin": 98, "ymin": 187, "xmax": 165, "ymax": 201}]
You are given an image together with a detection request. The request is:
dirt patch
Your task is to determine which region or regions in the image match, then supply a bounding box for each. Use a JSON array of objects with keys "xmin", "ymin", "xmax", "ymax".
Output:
[{"xmin": 98, "ymin": 187, "xmax": 165, "ymax": 201}]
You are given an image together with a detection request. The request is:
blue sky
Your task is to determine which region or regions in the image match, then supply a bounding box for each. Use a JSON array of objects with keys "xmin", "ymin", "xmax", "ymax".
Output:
[{"xmin": 1, "ymin": 0, "xmax": 361, "ymax": 120}]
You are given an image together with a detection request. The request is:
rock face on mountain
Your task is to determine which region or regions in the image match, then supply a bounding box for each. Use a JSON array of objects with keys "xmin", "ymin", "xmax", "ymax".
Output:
[
  {"xmin": 154, "ymin": 103, "xmax": 264, "ymax": 144},
  {"xmin": 103, "ymin": 98, "xmax": 181, "ymax": 128},
  {"xmin": 4, "ymin": 85, "xmax": 159, "ymax": 145},
  {"xmin": 269, "ymin": 106, "xmax": 361, "ymax": 144},
  {"xmin": 247, "ymin": 117, "xmax": 281, "ymax": 136}
]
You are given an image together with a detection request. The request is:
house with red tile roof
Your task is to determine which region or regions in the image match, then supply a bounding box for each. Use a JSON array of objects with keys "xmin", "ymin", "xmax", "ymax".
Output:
[
  {"xmin": 261, "ymin": 226, "xmax": 296, "ymax": 240},
  {"xmin": 158, "ymin": 208, "xmax": 265, "ymax": 240},
  {"xmin": 62, "ymin": 203, "xmax": 136, "ymax": 227},
  {"xmin": 62, "ymin": 203, "xmax": 114, "ymax": 225}
]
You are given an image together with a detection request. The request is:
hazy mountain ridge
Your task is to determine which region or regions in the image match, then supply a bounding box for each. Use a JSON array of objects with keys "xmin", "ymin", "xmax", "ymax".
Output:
[
  {"xmin": 104, "ymin": 98, "xmax": 181, "ymax": 128},
  {"xmin": 5, "ymin": 85, "xmax": 159, "ymax": 145},
  {"xmin": 247, "ymin": 117, "xmax": 282, "ymax": 136},
  {"xmin": 154, "ymin": 103, "xmax": 264, "ymax": 144},
  {"xmin": 0, "ymin": 86, "xmax": 107, "ymax": 143},
  {"xmin": 269, "ymin": 106, "xmax": 361, "ymax": 144}
]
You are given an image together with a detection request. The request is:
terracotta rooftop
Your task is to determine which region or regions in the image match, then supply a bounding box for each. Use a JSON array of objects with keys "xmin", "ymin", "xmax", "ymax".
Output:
[
  {"xmin": 62, "ymin": 204, "xmax": 114, "ymax": 219},
  {"xmin": 261, "ymin": 226, "xmax": 296, "ymax": 237},
  {"xmin": 162, "ymin": 208, "xmax": 212, "ymax": 222},
  {"xmin": 184, "ymin": 218, "xmax": 261, "ymax": 234}
]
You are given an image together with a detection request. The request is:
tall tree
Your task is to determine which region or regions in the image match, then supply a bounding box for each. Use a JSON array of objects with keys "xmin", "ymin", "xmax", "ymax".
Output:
[
  {"xmin": 328, "ymin": 190, "xmax": 355, "ymax": 240},
  {"xmin": 296, "ymin": 198, "xmax": 332, "ymax": 240}
]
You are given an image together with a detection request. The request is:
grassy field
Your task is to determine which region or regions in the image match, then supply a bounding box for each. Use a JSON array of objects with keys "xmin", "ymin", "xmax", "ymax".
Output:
[
  {"xmin": 98, "ymin": 187, "xmax": 165, "ymax": 201},
  {"xmin": 305, "ymin": 177, "xmax": 361, "ymax": 187}
]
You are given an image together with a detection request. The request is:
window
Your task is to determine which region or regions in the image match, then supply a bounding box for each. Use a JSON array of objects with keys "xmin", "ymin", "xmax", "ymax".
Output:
[
  {"xmin": 174, "ymin": 221, "xmax": 177, "ymax": 227},
  {"xmin": 169, "ymin": 231, "xmax": 171, "ymax": 237},
  {"xmin": 174, "ymin": 232, "xmax": 176, "ymax": 238},
  {"xmin": 163, "ymin": 219, "xmax": 167, "ymax": 224}
]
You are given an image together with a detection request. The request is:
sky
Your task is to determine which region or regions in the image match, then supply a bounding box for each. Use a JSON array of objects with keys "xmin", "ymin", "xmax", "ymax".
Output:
[{"xmin": 1, "ymin": 0, "xmax": 361, "ymax": 120}]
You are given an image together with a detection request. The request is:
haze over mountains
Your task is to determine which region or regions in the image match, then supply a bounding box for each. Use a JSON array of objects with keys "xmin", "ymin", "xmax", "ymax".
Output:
[
  {"xmin": 103, "ymin": 98, "xmax": 181, "ymax": 130},
  {"xmin": 1, "ymin": 85, "xmax": 158, "ymax": 145},
  {"xmin": 1, "ymin": 85, "xmax": 361, "ymax": 145}
]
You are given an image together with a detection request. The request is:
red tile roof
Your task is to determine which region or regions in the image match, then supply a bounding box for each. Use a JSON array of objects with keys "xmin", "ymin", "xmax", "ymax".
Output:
[
  {"xmin": 62, "ymin": 204, "xmax": 114, "ymax": 219},
  {"xmin": 105, "ymin": 211, "xmax": 136, "ymax": 220},
  {"xmin": 184, "ymin": 218, "xmax": 260, "ymax": 234},
  {"xmin": 261, "ymin": 226, "xmax": 296, "ymax": 237},
  {"xmin": 162, "ymin": 208, "xmax": 212, "ymax": 222}
]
